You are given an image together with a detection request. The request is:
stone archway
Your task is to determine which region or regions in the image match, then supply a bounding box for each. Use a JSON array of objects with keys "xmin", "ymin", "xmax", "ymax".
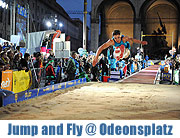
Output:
[
  {"xmin": 140, "ymin": 0, "xmax": 179, "ymax": 58},
  {"xmin": 90, "ymin": 0, "xmax": 135, "ymax": 52},
  {"xmin": 99, "ymin": 0, "xmax": 135, "ymax": 44},
  {"xmin": 91, "ymin": 0, "xmax": 180, "ymax": 54}
]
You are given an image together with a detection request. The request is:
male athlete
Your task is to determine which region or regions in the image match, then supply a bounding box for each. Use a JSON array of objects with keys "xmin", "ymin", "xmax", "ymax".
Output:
[{"xmin": 92, "ymin": 30, "xmax": 148, "ymax": 67}]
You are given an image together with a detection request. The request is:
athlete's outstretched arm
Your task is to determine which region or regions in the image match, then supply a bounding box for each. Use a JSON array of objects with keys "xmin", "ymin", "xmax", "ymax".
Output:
[
  {"xmin": 92, "ymin": 39, "xmax": 114, "ymax": 67},
  {"xmin": 123, "ymin": 36, "xmax": 148, "ymax": 45}
]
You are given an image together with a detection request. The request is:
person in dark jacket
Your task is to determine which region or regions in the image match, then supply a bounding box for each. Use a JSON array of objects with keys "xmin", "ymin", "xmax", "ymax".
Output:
[
  {"xmin": 13, "ymin": 53, "xmax": 21, "ymax": 70},
  {"xmin": 66, "ymin": 51, "xmax": 77, "ymax": 81},
  {"xmin": 19, "ymin": 53, "xmax": 30, "ymax": 72},
  {"xmin": 99, "ymin": 54, "xmax": 108, "ymax": 81}
]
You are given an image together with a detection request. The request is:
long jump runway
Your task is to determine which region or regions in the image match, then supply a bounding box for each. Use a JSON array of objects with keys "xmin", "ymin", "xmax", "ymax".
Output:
[{"xmin": 121, "ymin": 65, "xmax": 160, "ymax": 84}]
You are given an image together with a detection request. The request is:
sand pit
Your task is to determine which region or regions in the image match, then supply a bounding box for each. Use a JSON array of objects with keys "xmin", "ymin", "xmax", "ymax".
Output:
[{"xmin": 0, "ymin": 82, "xmax": 180, "ymax": 120}]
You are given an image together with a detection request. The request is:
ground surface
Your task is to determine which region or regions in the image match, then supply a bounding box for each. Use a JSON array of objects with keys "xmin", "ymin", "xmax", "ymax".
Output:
[{"xmin": 0, "ymin": 82, "xmax": 180, "ymax": 120}]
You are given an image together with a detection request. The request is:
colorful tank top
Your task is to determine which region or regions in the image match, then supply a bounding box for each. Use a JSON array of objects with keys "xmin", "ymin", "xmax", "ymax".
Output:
[{"xmin": 112, "ymin": 35, "xmax": 131, "ymax": 50}]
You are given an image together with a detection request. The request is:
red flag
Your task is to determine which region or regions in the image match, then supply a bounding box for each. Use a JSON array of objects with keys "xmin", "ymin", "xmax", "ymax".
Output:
[
  {"xmin": 51, "ymin": 30, "xmax": 61, "ymax": 50},
  {"xmin": 123, "ymin": 65, "xmax": 127, "ymax": 76}
]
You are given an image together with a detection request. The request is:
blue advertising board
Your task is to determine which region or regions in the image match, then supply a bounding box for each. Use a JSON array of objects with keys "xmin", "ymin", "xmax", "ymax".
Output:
[
  {"xmin": 3, "ymin": 78, "xmax": 87, "ymax": 106},
  {"xmin": 17, "ymin": 4, "xmax": 27, "ymax": 18},
  {"xmin": 163, "ymin": 73, "xmax": 171, "ymax": 81}
]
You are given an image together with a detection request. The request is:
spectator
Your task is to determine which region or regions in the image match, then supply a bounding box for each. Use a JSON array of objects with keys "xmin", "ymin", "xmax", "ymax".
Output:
[
  {"xmin": 145, "ymin": 54, "xmax": 149, "ymax": 67},
  {"xmin": 48, "ymin": 50, "xmax": 57, "ymax": 66},
  {"xmin": 48, "ymin": 50, "xmax": 55, "ymax": 61},
  {"xmin": 107, "ymin": 48, "xmax": 116, "ymax": 71},
  {"xmin": 33, "ymin": 52, "xmax": 43, "ymax": 87},
  {"xmin": 16, "ymin": 46, "xmax": 22, "ymax": 58},
  {"xmin": 109, "ymin": 55, "xmax": 117, "ymax": 71},
  {"xmin": 13, "ymin": 53, "xmax": 21, "ymax": 70},
  {"xmin": 0, "ymin": 51, "xmax": 9, "ymax": 65},
  {"xmin": 7, "ymin": 50, "xmax": 14, "ymax": 69},
  {"xmin": 91, "ymin": 63, "xmax": 99, "ymax": 81},
  {"xmin": 56, "ymin": 61, "xmax": 62, "ymax": 83},
  {"xmin": 43, "ymin": 54, "xmax": 49, "ymax": 67},
  {"xmin": 0, "ymin": 44, "xmax": 2, "ymax": 53},
  {"xmin": 66, "ymin": 51, "xmax": 77, "ymax": 81},
  {"xmin": 9, "ymin": 43, "xmax": 15, "ymax": 50},
  {"xmin": 84, "ymin": 58, "xmax": 91, "ymax": 74},
  {"xmin": 19, "ymin": 53, "xmax": 30, "ymax": 72},
  {"xmin": 45, "ymin": 60, "xmax": 55, "ymax": 85},
  {"xmin": 99, "ymin": 54, "xmax": 108, "ymax": 80},
  {"xmin": 145, "ymin": 55, "xmax": 149, "ymax": 61},
  {"xmin": 33, "ymin": 52, "xmax": 42, "ymax": 68},
  {"xmin": 2, "ymin": 42, "xmax": 9, "ymax": 50},
  {"xmin": 117, "ymin": 59, "xmax": 125, "ymax": 79}
]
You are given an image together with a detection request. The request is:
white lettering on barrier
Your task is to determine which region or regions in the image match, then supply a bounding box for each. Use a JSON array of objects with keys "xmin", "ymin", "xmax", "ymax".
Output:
[{"xmin": 1, "ymin": 78, "xmax": 10, "ymax": 88}]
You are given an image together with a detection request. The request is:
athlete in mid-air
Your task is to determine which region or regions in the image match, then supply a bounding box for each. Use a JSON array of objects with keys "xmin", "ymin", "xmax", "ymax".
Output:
[{"xmin": 92, "ymin": 30, "xmax": 148, "ymax": 67}]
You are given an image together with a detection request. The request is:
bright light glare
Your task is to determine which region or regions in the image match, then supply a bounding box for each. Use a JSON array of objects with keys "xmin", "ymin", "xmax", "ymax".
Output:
[
  {"xmin": 59, "ymin": 23, "xmax": 63, "ymax": 27},
  {"xmin": 2, "ymin": 2, "xmax": 5, "ymax": 8},
  {"xmin": 6, "ymin": 4, "xmax": 8, "ymax": 9},
  {"xmin": 0, "ymin": 0, "xmax": 9, "ymax": 9},
  {"xmin": 0, "ymin": 1, "xmax": 2, "ymax": 7},
  {"xmin": 46, "ymin": 21, "xmax": 52, "ymax": 27}
]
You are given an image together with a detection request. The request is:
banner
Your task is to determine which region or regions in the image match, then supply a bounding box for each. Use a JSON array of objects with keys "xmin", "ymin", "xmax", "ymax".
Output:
[
  {"xmin": 1, "ymin": 70, "xmax": 13, "ymax": 91},
  {"xmin": 163, "ymin": 73, "xmax": 171, "ymax": 81},
  {"xmin": 13, "ymin": 70, "xmax": 31, "ymax": 93},
  {"xmin": 20, "ymin": 47, "xmax": 26, "ymax": 57},
  {"xmin": 174, "ymin": 70, "xmax": 179, "ymax": 84},
  {"xmin": 0, "ymin": 120, "xmax": 179, "ymax": 137},
  {"xmin": 123, "ymin": 65, "xmax": 127, "ymax": 75},
  {"xmin": 3, "ymin": 78, "xmax": 86, "ymax": 106},
  {"xmin": 27, "ymin": 31, "xmax": 46, "ymax": 55}
]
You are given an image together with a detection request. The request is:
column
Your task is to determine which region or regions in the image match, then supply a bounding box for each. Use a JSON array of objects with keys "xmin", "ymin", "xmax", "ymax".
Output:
[
  {"xmin": 90, "ymin": 18, "xmax": 99, "ymax": 52},
  {"xmin": 133, "ymin": 17, "xmax": 141, "ymax": 56},
  {"xmin": 177, "ymin": 21, "xmax": 180, "ymax": 53}
]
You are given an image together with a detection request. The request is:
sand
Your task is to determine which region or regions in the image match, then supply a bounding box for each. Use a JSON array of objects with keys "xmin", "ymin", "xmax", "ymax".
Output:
[{"xmin": 0, "ymin": 82, "xmax": 180, "ymax": 120}]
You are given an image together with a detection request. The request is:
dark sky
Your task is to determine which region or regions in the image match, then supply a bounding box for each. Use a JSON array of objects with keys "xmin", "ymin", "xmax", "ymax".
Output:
[{"xmin": 57, "ymin": 0, "xmax": 91, "ymax": 27}]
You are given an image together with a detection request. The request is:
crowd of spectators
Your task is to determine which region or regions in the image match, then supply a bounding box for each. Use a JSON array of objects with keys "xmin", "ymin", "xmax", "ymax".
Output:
[
  {"xmin": 0, "ymin": 42, "xmax": 149, "ymax": 85},
  {"xmin": 0, "ymin": 42, "xmax": 98, "ymax": 87},
  {"xmin": 0, "ymin": 42, "xmax": 30, "ymax": 72},
  {"xmin": 1, "ymin": 41, "xmax": 179, "ymax": 88}
]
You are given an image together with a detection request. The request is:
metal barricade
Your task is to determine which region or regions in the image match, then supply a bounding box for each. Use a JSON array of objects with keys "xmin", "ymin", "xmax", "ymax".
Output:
[{"xmin": 30, "ymin": 67, "xmax": 64, "ymax": 89}]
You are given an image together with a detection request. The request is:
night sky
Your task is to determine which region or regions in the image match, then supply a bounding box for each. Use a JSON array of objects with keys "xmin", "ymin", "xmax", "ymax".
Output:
[{"xmin": 57, "ymin": 0, "xmax": 91, "ymax": 27}]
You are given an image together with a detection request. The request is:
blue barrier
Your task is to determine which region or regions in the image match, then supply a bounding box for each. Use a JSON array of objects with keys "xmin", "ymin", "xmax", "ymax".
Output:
[
  {"xmin": 162, "ymin": 73, "xmax": 171, "ymax": 81},
  {"xmin": 3, "ymin": 78, "xmax": 87, "ymax": 106}
]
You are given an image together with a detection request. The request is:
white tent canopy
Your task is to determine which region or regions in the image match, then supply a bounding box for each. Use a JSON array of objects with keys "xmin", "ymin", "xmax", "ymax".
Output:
[
  {"xmin": 26, "ymin": 30, "xmax": 56, "ymax": 55},
  {"xmin": 0, "ymin": 38, "xmax": 11, "ymax": 45}
]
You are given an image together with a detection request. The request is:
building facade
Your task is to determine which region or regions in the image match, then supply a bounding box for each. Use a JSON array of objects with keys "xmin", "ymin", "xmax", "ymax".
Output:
[
  {"xmin": 91, "ymin": 0, "xmax": 180, "ymax": 57},
  {"xmin": 0, "ymin": 0, "xmax": 84, "ymax": 51}
]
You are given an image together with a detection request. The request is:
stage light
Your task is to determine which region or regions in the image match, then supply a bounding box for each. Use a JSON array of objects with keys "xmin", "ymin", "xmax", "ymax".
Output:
[
  {"xmin": 0, "ymin": 1, "xmax": 2, "ymax": 7},
  {"xmin": 2, "ymin": 2, "xmax": 6, "ymax": 8},
  {"xmin": 59, "ymin": 23, "xmax": 63, "ymax": 27},
  {"xmin": 5, "ymin": 4, "xmax": 8, "ymax": 9},
  {"xmin": 46, "ymin": 21, "xmax": 52, "ymax": 27}
]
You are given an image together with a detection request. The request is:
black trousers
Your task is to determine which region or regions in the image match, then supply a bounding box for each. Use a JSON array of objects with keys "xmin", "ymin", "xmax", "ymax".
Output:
[{"xmin": 68, "ymin": 73, "xmax": 75, "ymax": 81}]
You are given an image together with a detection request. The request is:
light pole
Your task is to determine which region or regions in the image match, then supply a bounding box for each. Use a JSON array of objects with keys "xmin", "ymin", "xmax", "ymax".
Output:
[
  {"xmin": 26, "ymin": 3, "xmax": 29, "ymax": 49},
  {"xmin": 83, "ymin": 0, "xmax": 87, "ymax": 50},
  {"xmin": 0, "ymin": 0, "xmax": 9, "ymax": 40},
  {"xmin": 12, "ymin": 0, "xmax": 16, "ymax": 35}
]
